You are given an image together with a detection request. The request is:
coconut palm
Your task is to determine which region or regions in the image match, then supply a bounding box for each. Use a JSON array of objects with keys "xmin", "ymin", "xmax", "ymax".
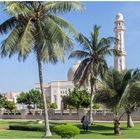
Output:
[
  {"xmin": 94, "ymin": 69, "xmax": 140, "ymax": 135},
  {"xmin": 69, "ymin": 25, "xmax": 118, "ymax": 124},
  {"xmin": 0, "ymin": 1, "xmax": 84, "ymax": 137}
]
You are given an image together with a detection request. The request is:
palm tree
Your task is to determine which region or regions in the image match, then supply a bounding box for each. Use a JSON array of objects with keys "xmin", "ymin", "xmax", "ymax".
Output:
[
  {"xmin": 124, "ymin": 104, "xmax": 135, "ymax": 128},
  {"xmin": 94, "ymin": 69, "xmax": 140, "ymax": 135},
  {"xmin": 119, "ymin": 69, "xmax": 140, "ymax": 128},
  {"xmin": 0, "ymin": 1, "xmax": 84, "ymax": 137},
  {"xmin": 69, "ymin": 25, "xmax": 118, "ymax": 124}
]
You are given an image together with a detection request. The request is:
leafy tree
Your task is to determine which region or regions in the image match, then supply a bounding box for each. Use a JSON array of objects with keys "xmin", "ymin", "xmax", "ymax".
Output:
[
  {"xmin": 49, "ymin": 103, "xmax": 57, "ymax": 109},
  {"xmin": 62, "ymin": 88, "xmax": 90, "ymax": 110},
  {"xmin": 28, "ymin": 89, "xmax": 42, "ymax": 109},
  {"xmin": 0, "ymin": 1, "xmax": 84, "ymax": 137},
  {"xmin": 3, "ymin": 100, "xmax": 16, "ymax": 112},
  {"xmin": 0, "ymin": 94, "xmax": 6, "ymax": 109},
  {"xmin": 69, "ymin": 25, "xmax": 118, "ymax": 124},
  {"xmin": 37, "ymin": 96, "xmax": 50, "ymax": 109},
  {"xmin": 61, "ymin": 95, "xmax": 70, "ymax": 109},
  {"xmin": 17, "ymin": 89, "xmax": 42, "ymax": 112},
  {"xmin": 94, "ymin": 69, "xmax": 140, "ymax": 135}
]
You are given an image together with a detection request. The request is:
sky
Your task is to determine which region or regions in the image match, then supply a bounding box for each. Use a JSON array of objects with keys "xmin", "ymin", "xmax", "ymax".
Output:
[{"xmin": 0, "ymin": 1, "xmax": 140, "ymax": 93}]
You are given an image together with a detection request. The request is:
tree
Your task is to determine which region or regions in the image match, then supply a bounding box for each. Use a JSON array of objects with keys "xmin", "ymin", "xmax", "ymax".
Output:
[
  {"xmin": 0, "ymin": 94, "xmax": 6, "ymax": 109},
  {"xmin": 94, "ymin": 69, "xmax": 140, "ymax": 135},
  {"xmin": 49, "ymin": 103, "xmax": 57, "ymax": 109},
  {"xmin": 62, "ymin": 88, "xmax": 90, "ymax": 110},
  {"xmin": 37, "ymin": 96, "xmax": 50, "ymax": 109},
  {"xmin": 119, "ymin": 69, "xmax": 140, "ymax": 128},
  {"xmin": 3, "ymin": 100, "xmax": 16, "ymax": 112},
  {"xmin": 69, "ymin": 25, "xmax": 118, "ymax": 124},
  {"xmin": 124, "ymin": 104, "xmax": 135, "ymax": 128},
  {"xmin": 17, "ymin": 89, "xmax": 42, "ymax": 113},
  {"xmin": 0, "ymin": 1, "xmax": 84, "ymax": 137},
  {"xmin": 28, "ymin": 89, "xmax": 42, "ymax": 109}
]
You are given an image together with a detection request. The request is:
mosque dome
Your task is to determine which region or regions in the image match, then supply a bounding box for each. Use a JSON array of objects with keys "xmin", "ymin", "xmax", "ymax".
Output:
[
  {"xmin": 116, "ymin": 13, "xmax": 124, "ymax": 21},
  {"xmin": 67, "ymin": 60, "xmax": 81, "ymax": 81}
]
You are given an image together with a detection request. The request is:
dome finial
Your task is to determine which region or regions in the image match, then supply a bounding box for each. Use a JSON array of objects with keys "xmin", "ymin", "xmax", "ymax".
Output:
[{"xmin": 116, "ymin": 13, "xmax": 124, "ymax": 21}]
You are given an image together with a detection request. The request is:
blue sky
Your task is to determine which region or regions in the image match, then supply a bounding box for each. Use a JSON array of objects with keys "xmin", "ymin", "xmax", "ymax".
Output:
[{"xmin": 0, "ymin": 1, "xmax": 140, "ymax": 93}]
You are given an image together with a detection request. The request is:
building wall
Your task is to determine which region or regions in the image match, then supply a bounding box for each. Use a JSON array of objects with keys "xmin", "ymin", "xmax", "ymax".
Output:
[{"xmin": 35, "ymin": 81, "xmax": 74, "ymax": 110}]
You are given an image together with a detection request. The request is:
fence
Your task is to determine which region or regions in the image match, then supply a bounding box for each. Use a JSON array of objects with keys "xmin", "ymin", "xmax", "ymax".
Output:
[{"xmin": 0, "ymin": 109, "xmax": 140, "ymax": 121}]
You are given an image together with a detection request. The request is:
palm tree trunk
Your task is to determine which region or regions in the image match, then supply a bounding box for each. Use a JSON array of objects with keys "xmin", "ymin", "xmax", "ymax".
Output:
[
  {"xmin": 114, "ymin": 112, "xmax": 121, "ymax": 135},
  {"xmin": 89, "ymin": 81, "xmax": 94, "ymax": 124},
  {"xmin": 37, "ymin": 54, "xmax": 52, "ymax": 137},
  {"xmin": 127, "ymin": 112, "xmax": 134, "ymax": 128}
]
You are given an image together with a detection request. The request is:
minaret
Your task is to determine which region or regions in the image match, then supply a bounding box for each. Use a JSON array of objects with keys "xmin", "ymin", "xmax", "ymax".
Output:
[{"xmin": 114, "ymin": 13, "xmax": 126, "ymax": 71}]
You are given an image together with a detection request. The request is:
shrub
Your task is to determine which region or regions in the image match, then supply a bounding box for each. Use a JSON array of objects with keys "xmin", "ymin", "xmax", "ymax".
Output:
[
  {"xmin": 92, "ymin": 103, "xmax": 100, "ymax": 109},
  {"xmin": 9, "ymin": 122, "xmax": 66, "ymax": 133},
  {"xmin": 54, "ymin": 124, "xmax": 80, "ymax": 138},
  {"xmin": 9, "ymin": 125, "xmax": 44, "ymax": 131}
]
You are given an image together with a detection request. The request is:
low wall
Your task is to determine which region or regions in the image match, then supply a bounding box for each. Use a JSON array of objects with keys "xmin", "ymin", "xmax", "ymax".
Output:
[{"xmin": 0, "ymin": 109, "xmax": 140, "ymax": 121}]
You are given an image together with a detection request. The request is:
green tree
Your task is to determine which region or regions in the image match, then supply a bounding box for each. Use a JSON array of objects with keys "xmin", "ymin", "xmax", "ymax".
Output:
[
  {"xmin": 62, "ymin": 88, "xmax": 90, "ymax": 110},
  {"xmin": 28, "ymin": 89, "xmax": 42, "ymax": 109},
  {"xmin": 17, "ymin": 89, "xmax": 42, "ymax": 113},
  {"xmin": 94, "ymin": 69, "xmax": 140, "ymax": 135},
  {"xmin": 0, "ymin": 94, "xmax": 6, "ymax": 109},
  {"xmin": 0, "ymin": 1, "xmax": 84, "ymax": 137},
  {"xmin": 119, "ymin": 69, "xmax": 140, "ymax": 128},
  {"xmin": 69, "ymin": 25, "xmax": 118, "ymax": 124},
  {"xmin": 49, "ymin": 103, "xmax": 57, "ymax": 109},
  {"xmin": 37, "ymin": 96, "xmax": 50, "ymax": 109},
  {"xmin": 3, "ymin": 100, "xmax": 16, "ymax": 112}
]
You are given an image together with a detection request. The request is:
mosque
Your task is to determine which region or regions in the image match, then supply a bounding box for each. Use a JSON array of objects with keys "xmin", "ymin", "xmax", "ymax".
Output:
[{"xmin": 35, "ymin": 13, "xmax": 126, "ymax": 110}]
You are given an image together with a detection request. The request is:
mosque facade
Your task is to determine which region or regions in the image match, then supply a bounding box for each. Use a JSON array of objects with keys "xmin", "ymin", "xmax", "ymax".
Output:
[{"xmin": 35, "ymin": 13, "xmax": 126, "ymax": 110}]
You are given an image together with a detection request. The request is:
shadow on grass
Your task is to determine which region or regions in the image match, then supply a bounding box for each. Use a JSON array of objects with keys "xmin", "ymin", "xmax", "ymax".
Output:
[
  {"xmin": 99, "ymin": 132, "xmax": 126, "ymax": 136},
  {"xmin": 50, "ymin": 122, "xmax": 66, "ymax": 125},
  {"xmin": 75, "ymin": 124, "xmax": 113, "ymax": 131},
  {"xmin": 80, "ymin": 130, "xmax": 94, "ymax": 134},
  {"xmin": 99, "ymin": 132, "xmax": 115, "ymax": 136}
]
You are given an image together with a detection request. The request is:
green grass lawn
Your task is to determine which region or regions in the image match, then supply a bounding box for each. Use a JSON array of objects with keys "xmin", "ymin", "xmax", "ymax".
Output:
[{"xmin": 0, "ymin": 120, "xmax": 140, "ymax": 138}]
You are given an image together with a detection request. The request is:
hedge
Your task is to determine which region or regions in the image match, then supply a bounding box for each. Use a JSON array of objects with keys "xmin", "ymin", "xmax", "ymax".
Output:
[
  {"xmin": 9, "ymin": 122, "xmax": 66, "ymax": 132},
  {"xmin": 9, "ymin": 125, "xmax": 44, "ymax": 131}
]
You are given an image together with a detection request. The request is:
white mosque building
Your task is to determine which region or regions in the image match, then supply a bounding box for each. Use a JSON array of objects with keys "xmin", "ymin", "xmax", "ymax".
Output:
[
  {"xmin": 35, "ymin": 13, "xmax": 126, "ymax": 110},
  {"xmin": 35, "ymin": 61, "xmax": 81, "ymax": 110}
]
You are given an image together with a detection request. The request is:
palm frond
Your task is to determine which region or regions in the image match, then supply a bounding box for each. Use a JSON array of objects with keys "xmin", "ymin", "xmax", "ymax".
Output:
[
  {"xmin": 91, "ymin": 25, "xmax": 100, "ymax": 48},
  {"xmin": 112, "ymin": 48, "xmax": 122, "ymax": 56},
  {"xmin": 41, "ymin": 16, "xmax": 70, "ymax": 47},
  {"xmin": 94, "ymin": 82, "xmax": 118, "ymax": 109},
  {"xmin": 1, "ymin": 24, "xmax": 22, "ymax": 57},
  {"xmin": 45, "ymin": 1, "xmax": 84, "ymax": 14},
  {"xmin": 119, "ymin": 81, "xmax": 140, "ymax": 108},
  {"xmin": 40, "ymin": 41, "xmax": 64, "ymax": 64},
  {"xmin": 16, "ymin": 20, "xmax": 34, "ymax": 58},
  {"xmin": 68, "ymin": 50, "xmax": 90, "ymax": 60},
  {"xmin": 77, "ymin": 33, "xmax": 93, "ymax": 52},
  {"xmin": 2, "ymin": 1, "xmax": 34, "ymax": 18},
  {"xmin": 48, "ymin": 14, "xmax": 77, "ymax": 36},
  {"xmin": 120, "ymin": 69, "xmax": 132, "ymax": 93},
  {"xmin": 73, "ymin": 58, "xmax": 91, "ymax": 86},
  {"xmin": 0, "ymin": 16, "xmax": 19, "ymax": 34}
]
